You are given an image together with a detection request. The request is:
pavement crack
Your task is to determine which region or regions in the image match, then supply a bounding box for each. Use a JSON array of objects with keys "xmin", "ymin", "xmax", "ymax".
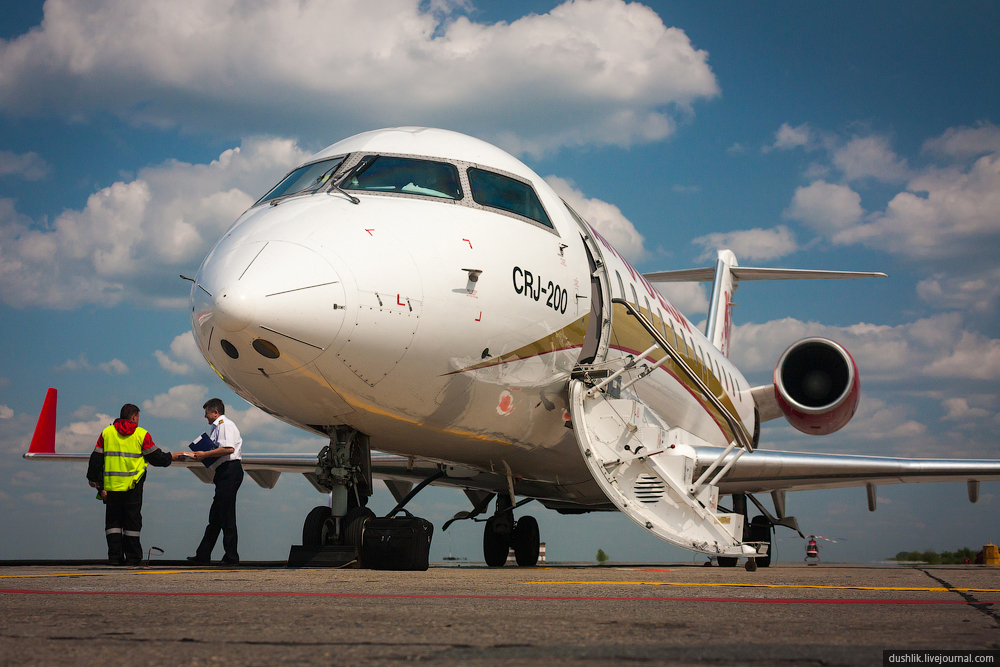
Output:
[{"xmin": 920, "ymin": 568, "xmax": 1000, "ymax": 628}]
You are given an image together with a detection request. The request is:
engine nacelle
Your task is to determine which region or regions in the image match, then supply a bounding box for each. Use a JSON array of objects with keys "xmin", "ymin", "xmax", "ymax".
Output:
[{"xmin": 773, "ymin": 337, "xmax": 860, "ymax": 436}]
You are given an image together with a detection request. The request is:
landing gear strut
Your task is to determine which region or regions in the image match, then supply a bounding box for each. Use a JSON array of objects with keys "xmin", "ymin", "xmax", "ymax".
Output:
[{"xmin": 302, "ymin": 427, "xmax": 373, "ymax": 548}]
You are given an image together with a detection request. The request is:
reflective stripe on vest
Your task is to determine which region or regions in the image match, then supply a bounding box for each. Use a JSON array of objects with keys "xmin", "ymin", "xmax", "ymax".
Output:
[{"xmin": 101, "ymin": 424, "xmax": 148, "ymax": 491}]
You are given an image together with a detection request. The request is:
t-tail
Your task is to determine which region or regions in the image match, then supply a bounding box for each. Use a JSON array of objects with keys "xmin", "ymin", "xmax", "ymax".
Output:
[{"xmin": 643, "ymin": 250, "xmax": 888, "ymax": 357}]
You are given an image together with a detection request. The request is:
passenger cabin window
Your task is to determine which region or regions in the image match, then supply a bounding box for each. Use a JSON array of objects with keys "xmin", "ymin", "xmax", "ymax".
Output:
[
  {"xmin": 468, "ymin": 168, "xmax": 552, "ymax": 228},
  {"xmin": 616, "ymin": 272, "xmax": 626, "ymax": 300},
  {"xmin": 344, "ymin": 156, "xmax": 462, "ymax": 200},
  {"xmin": 257, "ymin": 156, "xmax": 346, "ymax": 205},
  {"xmin": 630, "ymin": 284, "xmax": 640, "ymax": 307}
]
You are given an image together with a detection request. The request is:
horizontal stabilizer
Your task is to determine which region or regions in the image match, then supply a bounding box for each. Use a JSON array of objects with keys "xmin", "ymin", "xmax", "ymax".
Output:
[{"xmin": 644, "ymin": 266, "xmax": 887, "ymax": 283}]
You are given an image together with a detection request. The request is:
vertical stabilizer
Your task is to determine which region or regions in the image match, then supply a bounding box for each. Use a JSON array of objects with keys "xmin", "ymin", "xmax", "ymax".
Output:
[
  {"xmin": 28, "ymin": 388, "xmax": 57, "ymax": 454},
  {"xmin": 705, "ymin": 250, "xmax": 737, "ymax": 357}
]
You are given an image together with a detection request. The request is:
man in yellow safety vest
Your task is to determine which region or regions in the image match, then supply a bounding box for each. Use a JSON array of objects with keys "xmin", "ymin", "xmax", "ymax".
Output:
[{"xmin": 86, "ymin": 403, "xmax": 184, "ymax": 566}]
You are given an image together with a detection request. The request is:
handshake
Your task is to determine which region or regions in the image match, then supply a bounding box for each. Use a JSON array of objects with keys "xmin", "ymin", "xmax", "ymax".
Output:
[{"xmin": 172, "ymin": 451, "xmax": 213, "ymax": 461}]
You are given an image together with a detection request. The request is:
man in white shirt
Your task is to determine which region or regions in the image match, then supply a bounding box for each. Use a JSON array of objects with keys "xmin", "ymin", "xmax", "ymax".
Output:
[{"xmin": 188, "ymin": 398, "xmax": 244, "ymax": 565}]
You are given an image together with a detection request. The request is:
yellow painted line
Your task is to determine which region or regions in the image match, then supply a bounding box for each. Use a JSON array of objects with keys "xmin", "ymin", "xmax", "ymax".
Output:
[
  {"xmin": 0, "ymin": 570, "xmax": 214, "ymax": 578},
  {"xmin": 524, "ymin": 581, "xmax": 1000, "ymax": 593}
]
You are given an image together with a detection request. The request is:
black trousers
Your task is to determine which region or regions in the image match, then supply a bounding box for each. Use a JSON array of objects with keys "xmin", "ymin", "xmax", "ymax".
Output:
[
  {"xmin": 105, "ymin": 474, "xmax": 145, "ymax": 565},
  {"xmin": 195, "ymin": 460, "xmax": 243, "ymax": 563}
]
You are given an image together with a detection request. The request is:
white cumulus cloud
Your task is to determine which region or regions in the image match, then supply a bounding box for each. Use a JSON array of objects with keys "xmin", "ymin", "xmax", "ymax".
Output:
[
  {"xmin": 141, "ymin": 384, "xmax": 208, "ymax": 420},
  {"xmin": 923, "ymin": 122, "xmax": 1000, "ymax": 160},
  {"xmin": 923, "ymin": 331, "xmax": 1000, "ymax": 380},
  {"xmin": 0, "ymin": 0, "xmax": 719, "ymax": 156},
  {"xmin": 545, "ymin": 176, "xmax": 647, "ymax": 263},
  {"xmin": 54, "ymin": 355, "xmax": 129, "ymax": 374},
  {"xmin": 0, "ymin": 150, "xmax": 49, "ymax": 180},
  {"xmin": 648, "ymin": 282, "xmax": 708, "ymax": 315},
  {"xmin": 916, "ymin": 270, "xmax": 1000, "ymax": 312},
  {"xmin": 940, "ymin": 397, "xmax": 991, "ymax": 422},
  {"xmin": 154, "ymin": 331, "xmax": 205, "ymax": 375},
  {"xmin": 763, "ymin": 122, "xmax": 814, "ymax": 152},
  {"xmin": 829, "ymin": 153, "xmax": 1000, "ymax": 258},
  {"xmin": 731, "ymin": 312, "xmax": 1000, "ymax": 382},
  {"xmin": 784, "ymin": 180, "xmax": 864, "ymax": 232},
  {"xmin": 832, "ymin": 135, "xmax": 911, "ymax": 183},
  {"xmin": 0, "ymin": 137, "xmax": 308, "ymax": 308},
  {"xmin": 692, "ymin": 225, "xmax": 798, "ymax": 262},
  {"xmin": 0, "ymin": 406, "xmax": 12, "ymax": 420}
]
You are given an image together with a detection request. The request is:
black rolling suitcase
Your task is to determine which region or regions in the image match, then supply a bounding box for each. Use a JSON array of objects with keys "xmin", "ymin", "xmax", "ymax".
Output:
[{"xmin": 359, "ymin": 510, "xmax": 433, "ymax": 571}]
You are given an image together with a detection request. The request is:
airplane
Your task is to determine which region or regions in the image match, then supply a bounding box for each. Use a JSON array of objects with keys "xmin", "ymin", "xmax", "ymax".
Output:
[{"xmin": 24, "ymin": 127, "xmax": 1000, "ymax": 571}]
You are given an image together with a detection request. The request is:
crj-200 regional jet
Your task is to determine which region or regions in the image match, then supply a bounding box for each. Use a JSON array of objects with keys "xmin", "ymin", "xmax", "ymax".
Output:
[{"xmin": 25, "ymin": 128, "xmax": 1000, "ymax": 570}]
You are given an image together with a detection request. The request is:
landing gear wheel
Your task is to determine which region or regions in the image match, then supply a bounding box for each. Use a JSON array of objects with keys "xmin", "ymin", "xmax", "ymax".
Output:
[
  {"xmin": 512, "ymin": 516, "xmax": 540, "ymax": 567},
  {"xmin": 302, "ymin": 506, "xmax": 336, "ymax": 547},
  {"xmin": 745, "ymin": 559, "xmax": 757, "ymax": 572},
  {"xmin": 344, "ymin": 506, "xmax": 376, "ymax": 549},
  {"xmin": 717, "ymin": 556, "xmax": 738, "ymax": 567},
  {"xmin": 748, "ymin": 515, "xmax": 772, "ymax": 568},
  {"xmin": 483, "ymin": 516, "xmax": 509, "ymax": 567}
]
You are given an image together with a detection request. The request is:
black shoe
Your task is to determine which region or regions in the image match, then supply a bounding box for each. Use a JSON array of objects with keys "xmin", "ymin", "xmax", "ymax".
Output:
[
  {"xmin": 108, "ymin": 559, "xmax": 122, "ymax": 566},
  {"xmin": 220, "ymin": 558, "xmax": 240, "ymax": 566},
  {"xmin": 186, "ymin": 556, "xmax": 210, "ymax": 565}
]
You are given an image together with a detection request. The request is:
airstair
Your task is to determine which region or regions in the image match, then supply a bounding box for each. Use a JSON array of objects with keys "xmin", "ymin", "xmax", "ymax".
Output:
[{"xmin": 568, "ymin": 299, "xmax": 765, "ymax": 561}]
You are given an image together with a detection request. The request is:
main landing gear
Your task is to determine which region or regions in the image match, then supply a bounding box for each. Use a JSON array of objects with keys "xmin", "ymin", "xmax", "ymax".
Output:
[{"xmin": 482, "ymin": 495, "xmax": 540, "ymax": 567}]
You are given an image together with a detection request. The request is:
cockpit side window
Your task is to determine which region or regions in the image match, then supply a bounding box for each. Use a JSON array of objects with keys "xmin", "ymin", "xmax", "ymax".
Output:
[
  {"xmin": 343, "ymin": 156, "xmax": 462, "ymax": 200},
  {"xmin": 256, "ymin": 156, "xmax": 346, "ymax": 205},
  {"xmin": 467, "ymin": 168, "xmax": 552, "ymax": 228}
]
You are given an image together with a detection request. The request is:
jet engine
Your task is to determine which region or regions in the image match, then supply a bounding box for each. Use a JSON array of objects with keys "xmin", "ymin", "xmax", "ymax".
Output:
[{"xmin": 773, "ymin": 337, "xmax": 859, "ymax": 436}]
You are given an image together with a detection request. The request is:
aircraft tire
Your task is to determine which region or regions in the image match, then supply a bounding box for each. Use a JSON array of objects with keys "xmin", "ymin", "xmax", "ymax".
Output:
[
  {"xmin": 483, "ymin": 516, "xmax": 509, "ymax": 567},
  {"xmin": 717, "ymin": 556, "xmax": 738, "ymax": 567},
  {"xmin": 302, "ymin": 506, "xmax": 335, "ymax": 547},
  {"xmin": 345, "ymin": 507, "xmax": 376, "ymax": 550},
  {"xmin": 749, "ymin": 516, "xmax": 772, "ymax": 568},
  {"xmin": 745, "ymin": 559, "xmax": 757, "ymax": 572},
  {"xmin": 512, "ymin": 516, "xmax": 540, "ymax": 567}
]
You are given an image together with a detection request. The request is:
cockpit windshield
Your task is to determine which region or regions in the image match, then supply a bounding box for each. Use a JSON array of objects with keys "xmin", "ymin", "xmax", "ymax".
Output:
[
  {"xmin": 256, "ymin": 157, "xmax": 346, "ymax": 205},
  {"xmin": 343, "ymin": 156, "xmax": 462, "ymax": 200},
  {"xmin": 467, "ymin": 167, "xmax": 552, "ymax": 228}
]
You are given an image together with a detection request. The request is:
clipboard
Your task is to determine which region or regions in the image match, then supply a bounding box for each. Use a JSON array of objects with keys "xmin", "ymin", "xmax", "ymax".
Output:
[{"xmin": 189, "ymin": 433, "xmax": 219, "ymax": 468}]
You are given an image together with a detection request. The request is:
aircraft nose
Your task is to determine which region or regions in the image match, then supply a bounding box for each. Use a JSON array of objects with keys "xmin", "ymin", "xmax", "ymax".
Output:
[
  {"xmin": 191, "ymin": 240, "xmax": 351, "ymax": 374},
  {"xmin": 213, "ymin": 284, "xmax": 256, "ymax": 332}
]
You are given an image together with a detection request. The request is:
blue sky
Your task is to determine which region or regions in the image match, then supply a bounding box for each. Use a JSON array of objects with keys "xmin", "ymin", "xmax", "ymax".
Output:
[{"xmin": 2, "ymin": 0, "xmax": 999, "ymax": 564}]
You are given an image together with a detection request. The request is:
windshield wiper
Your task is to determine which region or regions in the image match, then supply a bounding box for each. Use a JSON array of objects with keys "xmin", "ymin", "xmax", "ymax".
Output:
[{"xmin": 331, "ymin": 181, "xmax": 360, "ymax": 205}]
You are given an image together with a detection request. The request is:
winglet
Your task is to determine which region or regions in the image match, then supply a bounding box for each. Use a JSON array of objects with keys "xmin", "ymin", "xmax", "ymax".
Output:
[{"xmin": 28, "ymin": 388, "xmax": 57, "ymax": 454}]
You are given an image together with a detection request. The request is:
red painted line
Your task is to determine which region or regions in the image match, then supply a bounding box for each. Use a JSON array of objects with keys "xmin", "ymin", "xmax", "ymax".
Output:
[{"xmin": 0, "ymin": 589, "xmax": 989, "ymax": 605}]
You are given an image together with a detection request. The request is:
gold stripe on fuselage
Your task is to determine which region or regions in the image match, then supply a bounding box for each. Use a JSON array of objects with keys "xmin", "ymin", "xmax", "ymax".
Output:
[
  {"xmin": 445, "ymin": 314, "xmax": 591, "ymax": 376},
  {"xmin": 448, "ymin": 303, "xmax": 745, "ymax": 443}
]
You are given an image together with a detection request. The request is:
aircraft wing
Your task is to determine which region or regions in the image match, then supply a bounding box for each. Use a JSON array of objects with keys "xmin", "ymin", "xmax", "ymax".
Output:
[
  {"xmin": 697, "ymin": 446, "xmax": 1000, "ymax": 495},
  {"xmin": 23, "ymin": 449, "xmax": 510, "ymax": 494}
]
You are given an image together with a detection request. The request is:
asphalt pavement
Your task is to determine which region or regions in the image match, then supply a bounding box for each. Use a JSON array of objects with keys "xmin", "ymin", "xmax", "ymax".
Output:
[{"xmin": 2, "ymin": 562, "xmax": 999, "ymax": 666}]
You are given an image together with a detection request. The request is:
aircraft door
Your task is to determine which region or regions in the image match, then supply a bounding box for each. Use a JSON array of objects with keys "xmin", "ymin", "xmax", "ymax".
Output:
[{"xmin": 577, "ymin": 233, "xmax": 612, "ymax": 365}]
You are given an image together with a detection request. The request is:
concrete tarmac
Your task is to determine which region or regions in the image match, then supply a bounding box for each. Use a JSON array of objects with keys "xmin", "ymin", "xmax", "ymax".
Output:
[{"xmin": 2, "ymin": 562, "xmax": 1000, "ymax": 666}]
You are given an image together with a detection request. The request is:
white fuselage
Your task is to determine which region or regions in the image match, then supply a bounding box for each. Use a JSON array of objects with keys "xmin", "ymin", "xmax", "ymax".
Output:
[{"xmin": 190, "ymin": 128, "xmax": 755, "ymax": 507}]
